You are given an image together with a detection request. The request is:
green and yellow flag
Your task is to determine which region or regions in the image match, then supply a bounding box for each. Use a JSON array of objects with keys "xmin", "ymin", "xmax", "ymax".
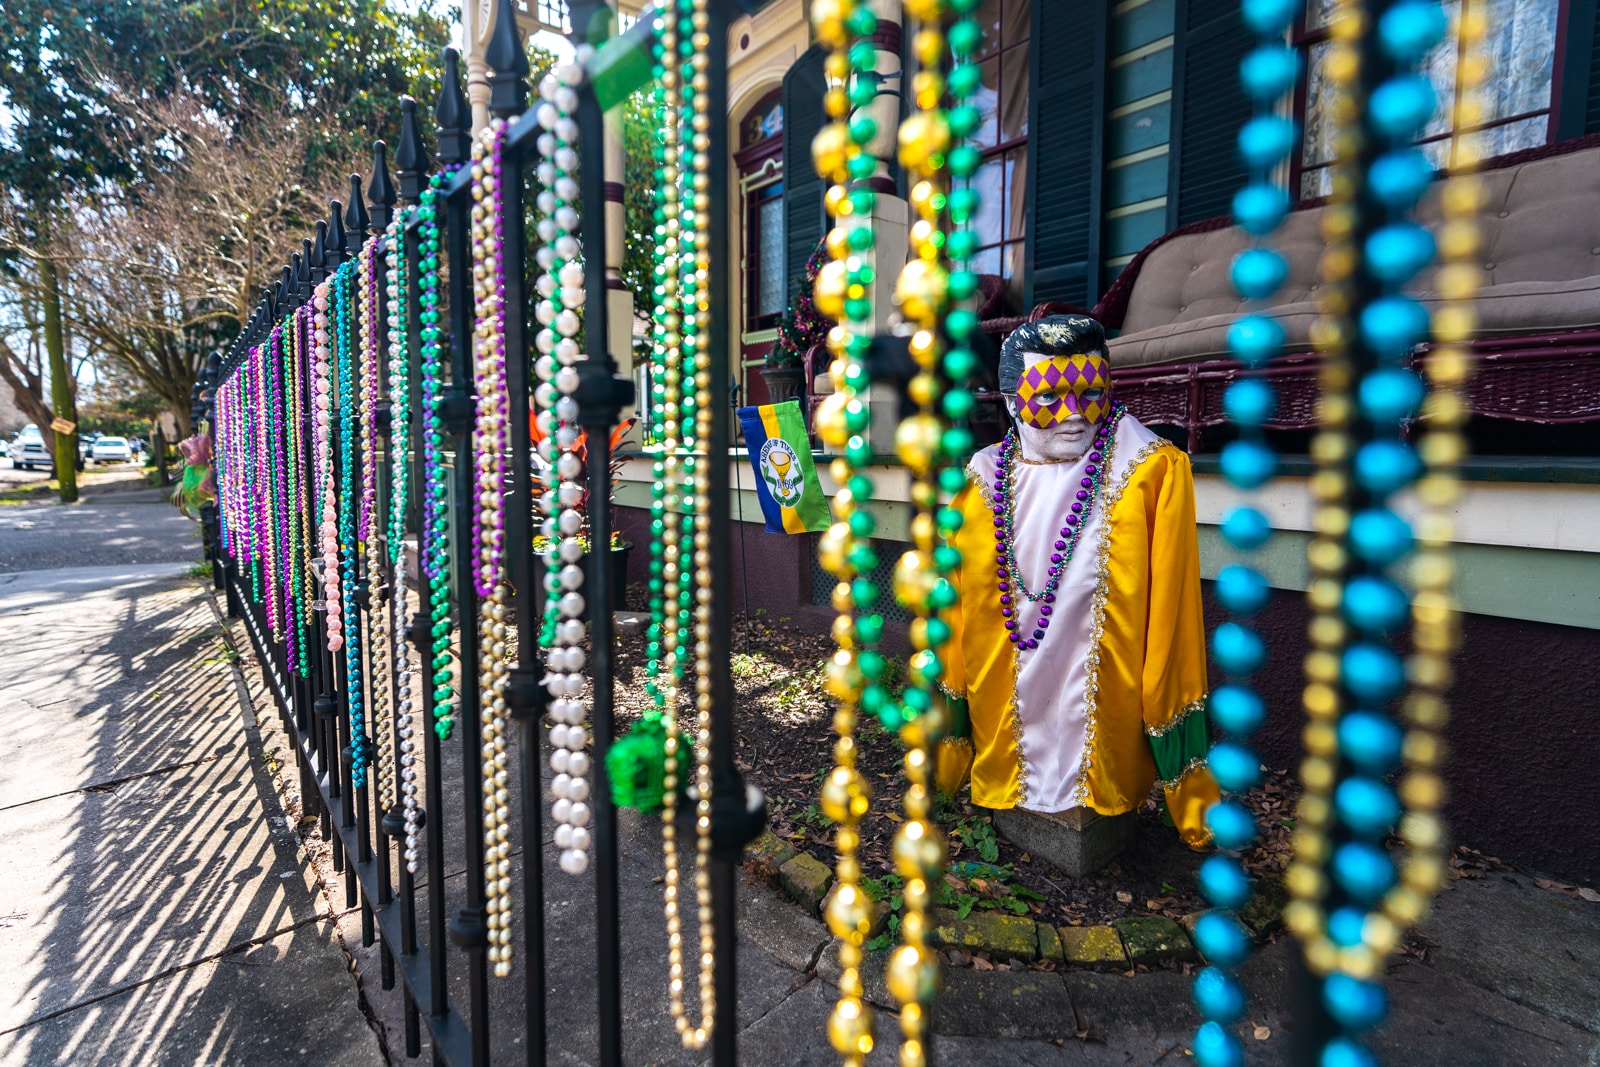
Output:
[{"xmin": 736, "ymin": 399, "xmax": 831, "ymax": 534}]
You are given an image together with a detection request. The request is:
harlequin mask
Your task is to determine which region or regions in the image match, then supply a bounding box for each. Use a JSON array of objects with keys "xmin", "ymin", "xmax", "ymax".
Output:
[{"xmin": 1013, "ymin": 354, "xmax": 1112, "ymax": 428}]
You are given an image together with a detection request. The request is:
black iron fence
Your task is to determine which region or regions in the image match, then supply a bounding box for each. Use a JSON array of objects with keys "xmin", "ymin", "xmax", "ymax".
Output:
[{"xmin": 199, "ymin": 3, "xmax": 763, "ymax": 1064}]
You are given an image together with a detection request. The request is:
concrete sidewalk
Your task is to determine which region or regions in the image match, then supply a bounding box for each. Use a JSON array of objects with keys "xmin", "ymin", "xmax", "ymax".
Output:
[{"xmin": 0, "ymin": 560, "xmax": 383, "ymax": 1066}]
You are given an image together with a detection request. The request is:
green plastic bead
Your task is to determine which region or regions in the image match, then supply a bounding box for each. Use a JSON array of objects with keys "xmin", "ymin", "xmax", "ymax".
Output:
[
  {"xmin": 846, "ymin": 6, "xmax": 877, "ymax": 35},
  {"xmin": 947, "ymin": 187, "xmax": 979, "ymax": 222},
  {"xmin": 845, "ymin": 297, "xmax": 872, "ymax": 321},
  {"xmin": 924, "ymin": 617, "xmax": 952, "ymax": 647},
  {"xmin": 936, "ymin": 506, "xmax": 965, "ymax": 533},
  {"xmin": 857, "ymin": 613, "xmax": 885, "ymax": 644},
  {"xmin": 940, "ymin": 105, "xmax": 979, "ymax": 139},
  {"xmin": 928, "ymin": 580, "xmax": 958, "ymax": 612},
  {"xmin": 844, "ymin": 398, "xmax": 871, "ymax": 433},
  {"xmin": 848, "ymin": 226, "xmax": 875, "ymax": 251},
  {"xmin": 941, "ymin": 426, "xmax": 975, "ymax": 459},
  {"xmin": 859, "ymin": 650, "xmax": 886, "ymax": 680},
  {"xmin": 849, "ymin": 189, "xmax": 876, "ymax": 215},
  {"xmin": 933, "ymin": 544, "xmax": 962, "ymax": 573},
  {"xmin": 938, "ymin": 467, "xmax": 968, "ymax": 495},
  {"xmin": 851, "ymin": 577, "xmax": 880, "ymax": 609},
  {"xmin": 948, "ymin": 270, "xmax": 978, "ymax": 300},
  {"xmin": 948, "ymin": 63, "xmax": 982, "ymax": 101},
  {"xmin": 949, "ymin": 19, "xmax": 983, "ymax": 58},
  {"xmin": 861, "ymin": 684, "xmax": 886, "ymax": 715},
  {"xmin": 846, "ymin": 437, "xmax": 871, "ymax": 466},
  {"xmin": 848, "ymin": 509, "xmax": 876, "ymax": 537},
  {"xmin": 849, "ymin": 115, "xmax": 878, "ymax": 145},
  {"xmin": 849, "ymin": 41, "xmax": 877, "ymax": 72},
  {"xmin": 947, "ymin": 309, "xmax": 978, "ymax": 340},
  {"xmin": 942, "ymin": 388, "xmax": 975, "ymax": 420},
  {"xmin": 847, "ymin": 543, "xmax": 879, "ymax": 574}
]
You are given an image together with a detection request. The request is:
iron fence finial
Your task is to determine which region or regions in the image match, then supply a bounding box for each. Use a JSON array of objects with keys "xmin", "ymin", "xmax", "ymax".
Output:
[
  {"xmin": 327, "ymin": 200, "xmax": 347, "ymax": 268},
  {"xmin": 345, "ymin": 176, "xmax": 369, "ymax": 253},
  {"xmin": 369, "ymin": 141, "xmax": 397, "ymax": 230},
  {"xmin": 396, "ymin": 96, "xmax": 431, "ymax": 202},
  {"xmin": 435, "ymin": 50, "xmax": 471, "ymax": 164},
  {"xmin": 486, "ymin": 0, "xmax": 529, "ymax": 119},
  {"xmin": 312, "ymin": 220, "xmax": 329, "ymax": 282}
]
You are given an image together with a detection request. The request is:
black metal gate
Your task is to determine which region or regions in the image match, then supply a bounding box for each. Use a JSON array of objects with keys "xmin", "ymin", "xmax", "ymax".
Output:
[{"xmin": 200, "ymin": 3, "xmax": 763, "ymax": 1063}]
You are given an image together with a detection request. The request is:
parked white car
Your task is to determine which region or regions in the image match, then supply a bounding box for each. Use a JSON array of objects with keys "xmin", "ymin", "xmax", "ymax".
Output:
[{"xmin": 90, "ymin": 436, "xmax": 133, "ymax": 465}]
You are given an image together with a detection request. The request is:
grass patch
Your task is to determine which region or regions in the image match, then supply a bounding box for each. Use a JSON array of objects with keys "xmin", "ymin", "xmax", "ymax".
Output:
[
  {"xmin": 187, "ymin": 560, "xmax": 213, "ymax": 580},
  {"xmin": 0, "ymin": 479, "xmax": 60, "ymax": 504}
]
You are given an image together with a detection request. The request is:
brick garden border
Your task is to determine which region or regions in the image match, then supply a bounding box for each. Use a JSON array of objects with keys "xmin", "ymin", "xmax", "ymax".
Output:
[{"xmin": 747, "ymin": 830, "xmax": 1286, "ymax": 974}]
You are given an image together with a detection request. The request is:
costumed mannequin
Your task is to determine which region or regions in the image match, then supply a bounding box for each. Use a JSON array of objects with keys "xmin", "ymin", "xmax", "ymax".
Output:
[{"xmin": 937, "ymin": 315, "xmax": 1218, "ymax": 848}]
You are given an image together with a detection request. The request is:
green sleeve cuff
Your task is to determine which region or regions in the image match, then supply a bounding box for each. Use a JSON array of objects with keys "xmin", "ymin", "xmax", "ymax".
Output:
[
  {"xmin": 938, "ymin": 685, "xmax": 971, "ymax": 740},
  {"xmin": 1148, "ymin": 699, "xmax": 1211, "ymax": 786}
]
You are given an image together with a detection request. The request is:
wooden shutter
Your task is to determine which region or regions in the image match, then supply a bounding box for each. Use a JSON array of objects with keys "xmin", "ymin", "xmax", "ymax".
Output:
[
  {"xmin": 1024, "ymin": 2, "xmax": 1109, "ymax": 309},
  {"xmin": 782, "ymin": 45, "xmax": 828, "ymax": 307},
  {"xmin": 1169, "ymin": 0, "xmax": 1252, "ymax": 226},
  {"xmin": 1554, "ymin": 0, "xmax": 1598, "ymax": 138}
]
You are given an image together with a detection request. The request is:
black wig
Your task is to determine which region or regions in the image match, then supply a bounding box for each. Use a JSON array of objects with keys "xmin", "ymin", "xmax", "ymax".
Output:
[{"xmin": 997, "ymin": 315, "xmax": 1110, "ymax": 393}]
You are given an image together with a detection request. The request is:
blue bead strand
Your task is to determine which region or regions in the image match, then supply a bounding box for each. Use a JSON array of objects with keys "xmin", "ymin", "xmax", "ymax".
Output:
[{"xmin": 1191, "ymin": 4, "xmax": 1303, "ymax": 1063}]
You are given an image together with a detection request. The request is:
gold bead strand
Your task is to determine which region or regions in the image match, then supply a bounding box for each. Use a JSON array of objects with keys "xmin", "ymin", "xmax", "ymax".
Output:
[
  {"xmin": 1387, "ymin": 0, "xmax": 1486, "ymax": 947},
  {"xmin": 809, "ymin": 0, "xmax": 883, "ymax": 1062},
  {"xmin": 684, "ymin": 0, "xmax": 721, "ymax": 1048},
  {"xmin": 360, "ymin": 238, "xmax": 396, "ymax": 825},
  {"xmin": 885, "ymin": 2, "xmax": 974, "ymax": 1064},
  {"xmin": 1283, "ymin": 0, "xmax": 1362, "ymax": 964},
  {"xmin": 470, "ymin": 117, "xmax": 516, "ymax": 977},
  {"xmin": 656, "ymin": 0, "xmax": 717, "ymax": 1046}
]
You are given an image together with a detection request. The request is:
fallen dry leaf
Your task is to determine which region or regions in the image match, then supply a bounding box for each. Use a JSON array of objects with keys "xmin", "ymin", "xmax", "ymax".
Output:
[
  {"xmin": 1115, "ymin": 890, "xmax": 1133, "ymax": 904},
  {"xmin": 1580, "ymin": 888, "xmax": 1600, "ymax": 903},
  {"xmin": 972, "ymin": 956, "xmax": 994, "ymax": 972},
  {"xmin": 1254, "ymin": 1024, "xmax": 1271, "ymax": 1040}
]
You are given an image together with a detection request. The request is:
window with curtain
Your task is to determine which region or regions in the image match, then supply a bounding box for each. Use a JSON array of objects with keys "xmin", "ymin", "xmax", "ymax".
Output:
[
  {"xmin": 739, "ymin": 92, "xmax": 786, "ymax": 333},
  {"xmin": 961, "ymin": 0, "xmax": 1031, "ymax": 308},
  {"xmin": 1298, "ymin": 0, "xmax": 1561, "ymax": 198}
]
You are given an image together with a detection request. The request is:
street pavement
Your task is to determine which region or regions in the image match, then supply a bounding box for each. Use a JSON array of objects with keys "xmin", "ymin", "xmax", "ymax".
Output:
[
  {"xmin": 4, "ymin": 484, "xmax": 1597, "ymax": 1065},
  {"xmin": 0, "ymin": 491, "xmax": 383, "ymax": 1066}
]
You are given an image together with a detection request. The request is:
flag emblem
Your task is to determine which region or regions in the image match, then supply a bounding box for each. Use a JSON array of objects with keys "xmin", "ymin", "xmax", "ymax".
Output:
[{"xmin": 759, "ymin": 438, "xmax": 805, "ymax": 507}]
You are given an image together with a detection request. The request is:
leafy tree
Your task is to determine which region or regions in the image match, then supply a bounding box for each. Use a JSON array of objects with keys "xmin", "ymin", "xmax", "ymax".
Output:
[{"xmin": 0, "ymin": 0, "xmax": 454, "ymax": 482}]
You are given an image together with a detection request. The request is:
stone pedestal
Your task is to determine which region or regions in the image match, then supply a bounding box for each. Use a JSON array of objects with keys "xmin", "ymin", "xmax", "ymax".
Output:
[{"xmin": 988, "ymin": 806, "xmax": 1136, "ymax": 879}]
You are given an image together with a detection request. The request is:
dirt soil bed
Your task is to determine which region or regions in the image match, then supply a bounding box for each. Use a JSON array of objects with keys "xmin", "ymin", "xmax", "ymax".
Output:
[{"xmin": 606, "ymin": 609, "xmax": 1302, "ymax": 952}]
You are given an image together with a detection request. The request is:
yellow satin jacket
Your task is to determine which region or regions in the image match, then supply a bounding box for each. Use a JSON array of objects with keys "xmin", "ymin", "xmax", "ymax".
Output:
[{"xmin": 940, "ymin": 439, "xmax": 1219, "ymax": 848}]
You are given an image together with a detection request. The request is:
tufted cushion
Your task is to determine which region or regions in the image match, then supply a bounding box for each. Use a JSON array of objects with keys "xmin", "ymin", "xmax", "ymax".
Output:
[{"xmin": 1108, "ymin": 144, "xmax": 1600, "ymax": 369}]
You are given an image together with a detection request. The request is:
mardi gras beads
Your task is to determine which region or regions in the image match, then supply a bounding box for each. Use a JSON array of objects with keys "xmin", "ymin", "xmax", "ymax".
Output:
[
  {"xmin": 288, "ymin": 307, "xmax": 311, "ymax": 676},
  {"xmin": 880, "ymin": 3, "xmax": 989, "ymax": 1064},
  {"xmin": 1281, "ymin": 3, "xmax": 1477, "ymax": 1063},
  {"xmin": 417, "ymin": 172, "xmax": 457, "ymax": 745},
  {"xmin": 385, "ymin": 207, "xmax": 425, "ymax": 871},
  {"xmin": 655, "ymin": 0, "xmax": 720, "ymax": 1045},
  {"xmin": 469, "ymin": 116, "xmax": 516, "ymax": 978},
  {"xmin": 1185, "ymin": 3, "xmax": 1305, "ymax": 1064},
  {"xmin": 313, "ymin": 278, "xmax": 344, "ymax": 653},
  {"xmin": 807, "ymin": 0, "xmax": 886, "ymax": 1062},
  {"xmin": 531, "ymin": 59, "xmax": 595, "ymax": 881},
  {"xmin": 334, "ymin": 259, "xmax": 372, "ymax": 785},
  {"xmin": 357, "ymin": 237, "xmax": 396, "ymax": 820}
]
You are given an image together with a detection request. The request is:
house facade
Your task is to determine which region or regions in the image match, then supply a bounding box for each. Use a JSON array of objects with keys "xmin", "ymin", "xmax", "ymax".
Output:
[{"xmin": 484, "ymin": 1, "xmax": 1600, "ymax": 884}]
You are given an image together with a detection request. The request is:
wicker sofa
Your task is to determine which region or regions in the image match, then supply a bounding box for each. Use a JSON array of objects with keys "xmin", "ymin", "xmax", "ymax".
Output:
[{"xmin": 1070, "ymin": 136, "xmax": 1600, "ymax": 450}]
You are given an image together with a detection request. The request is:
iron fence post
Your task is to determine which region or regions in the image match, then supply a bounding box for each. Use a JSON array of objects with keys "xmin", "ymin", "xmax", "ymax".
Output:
[{"xmin": 440, "ymin": 103, "xmax": 494, "ymax": 1066}]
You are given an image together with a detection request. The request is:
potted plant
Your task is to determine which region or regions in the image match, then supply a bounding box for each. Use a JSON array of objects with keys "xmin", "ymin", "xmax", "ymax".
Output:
[
  {"xmin": 761, "ymin": 243, "xmax": 833, "ymax": 406},
  {"xmin": 530, "ymin": 416, "xmax": 638, "ymax": 612}
]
